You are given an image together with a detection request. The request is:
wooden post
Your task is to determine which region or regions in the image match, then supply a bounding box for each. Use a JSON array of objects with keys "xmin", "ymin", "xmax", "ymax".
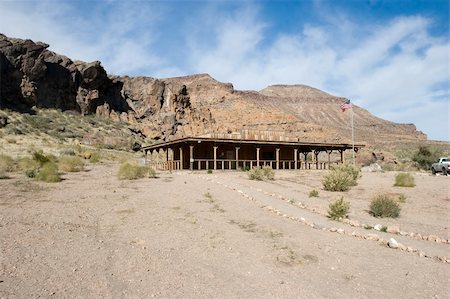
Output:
[
  {"xmin": 314, "ymin": 150, "xmax": 319, "ymax": 170},
  {"xmin": 189, "ymin": 145, "xmax": 194, "ymax": 171},
  {"xmin": 179, "ymin": 147, "xmax": 183, "ymax": 170},
  {"xmin": 294, "ymin": 149, "xmax": 298, "ymax": 170},
  {"xmin": 327, "ymin": 150, "xmax": 331, "ymax": 169},
  {"xmin": 235, "ymin": 147, "xmax": 240, "ymax": 170},
  {"xmin": 276, "ymin": 148, "xmax": 280, "ymax": 170},
  {"xmin": 256, "ymin": 147, "xmax": 260, "ymax": 168},
  {"xmin": 339, "ymin": 149, "xmax": 344, "ymax": 164},
  {"xmin": 213, "ymin": 146, "xmax": 218, "ymax": 170}
]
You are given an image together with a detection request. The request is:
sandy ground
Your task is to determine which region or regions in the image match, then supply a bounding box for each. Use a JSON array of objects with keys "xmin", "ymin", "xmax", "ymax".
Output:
[{"xmin": 0, "ymin": 164, "xmax": 449, "ymax": 298}]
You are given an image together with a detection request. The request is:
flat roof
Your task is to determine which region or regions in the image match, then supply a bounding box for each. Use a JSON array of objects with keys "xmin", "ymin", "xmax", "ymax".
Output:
[{"xmin": 141, "ymin": 136, "xmax": 364, "ymax": 151}]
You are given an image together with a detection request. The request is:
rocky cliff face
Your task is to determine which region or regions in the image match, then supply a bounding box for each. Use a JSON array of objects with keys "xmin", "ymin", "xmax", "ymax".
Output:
[
  {"xmin": 0, "ymin": 34, "xmax": 426, "ymax": 144},
  {"xmin": 0, "ymin": 34, "xmax": 214, "ymax": 141}
]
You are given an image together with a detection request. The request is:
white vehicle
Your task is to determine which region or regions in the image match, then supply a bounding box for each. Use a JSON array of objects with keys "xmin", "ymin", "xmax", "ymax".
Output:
[{"xmin": 431, "ymin": 157, "xmax": 450, "ymax": 175}]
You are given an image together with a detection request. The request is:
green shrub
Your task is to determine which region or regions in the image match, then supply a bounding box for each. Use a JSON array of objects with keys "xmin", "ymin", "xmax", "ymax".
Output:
[
  {"xmin": 394, "ymin": 172, "xmax": 415, "ymax": 187},
  {"xmin": 207, "ymin": 169, "xmax": 213, "ymax": 174},
  {"xmin": 58, "ymin": 156, "xmax": 84, "ymax": 172},
  {"xmin": 32, "ymin": 151, "xmax": 56, "ymax": 166},
  {"xmin": 398, "ymin": 193, "xmax": 407, "ymax": 203},
  {"xmin": 309, "ymin": 189, "xmax": 319, "ymax": 198},
  {"xmin": 323, "ymin": 169, "xmax": 353, "ymax": 191},
  {"xmin": 327, "ymin": 197, "xmax": 350, "ymax": 220},
  {"xmin": 0, "ymin": 154, "xmax": 15, "ymax": 178},
  {"xmin": 369, "ymin": 194, "xmax": 401, "ymax": 218},
  {"xmin": 18, "ymin": 158, "xmax": 40, "ymax": 178},
  {"xmin": 412, "ymin": 146, "xmax": 438, "ymax": 170},
  {"xmin": 262, "ymin": 166, "xmax": 275, "ymax": 180},
  {"xmin": 323, "ymin": 163, "xmax": 360, "ymax": 192},
  {"xmin": 248, "ymin": 167, "xmax": 264, "ymax": 181},
  {"xmin": 35, "ymin": 162, "xmax": 61, "ymax": 183},
  {"xmin": 331, "ymin": 163, "xmax": 360, "ymax": 184},
  {"xmin": 117, "ymin": 163, "xmax": 156, "ymax": 180}
]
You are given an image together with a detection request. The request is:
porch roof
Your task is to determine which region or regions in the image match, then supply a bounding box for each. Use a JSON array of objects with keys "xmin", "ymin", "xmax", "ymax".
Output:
[{"xmin": 141, "ymin": 136, "xmax": 364, "ymax": 152}]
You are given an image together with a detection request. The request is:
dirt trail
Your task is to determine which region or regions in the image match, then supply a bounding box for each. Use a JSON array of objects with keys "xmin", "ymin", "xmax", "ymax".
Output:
[{"xmin": 0, "ymin": 164, "xmax": 449, "ymax": 298}]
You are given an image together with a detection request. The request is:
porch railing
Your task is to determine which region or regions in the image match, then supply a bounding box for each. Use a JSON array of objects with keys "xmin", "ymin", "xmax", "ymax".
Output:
[{"xmin": 146, "ymin": 159, "xmax": 341, "ymax": 171}]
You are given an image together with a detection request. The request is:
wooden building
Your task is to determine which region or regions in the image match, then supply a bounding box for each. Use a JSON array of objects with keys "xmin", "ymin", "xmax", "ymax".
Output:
[{"xmin": 141, "ymin": 131, "xmax": 364, "ymax": 171}]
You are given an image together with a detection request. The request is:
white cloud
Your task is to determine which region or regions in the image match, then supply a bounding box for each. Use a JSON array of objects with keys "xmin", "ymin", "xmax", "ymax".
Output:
[
  {"xmin": 185, "ymin": 11, "xmax": 449, "ymax": 140},
  {"xmin": 0, "ymin": 1, "xmax": 448, "ymax": 140}
]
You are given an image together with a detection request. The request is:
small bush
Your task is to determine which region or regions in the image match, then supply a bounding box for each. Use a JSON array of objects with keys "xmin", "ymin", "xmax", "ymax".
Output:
[
  {"xmin": 309, "ymin": 189, "xmax": 319, "ymax": 198},
  {"xmin": 394, "ymin": 173, "xmax": 415, "ymax": 187},
  {"xmin": 35, "ymin": 162, "xmax": 61, "ymax": 183},
  {"xmin": 207, "ymin": 169, "xmax": 213, "ymax": 174},
  {"xmin": 240, "ymin": 166, "xmax": 250, "ymax": 172},
  {"xmin": 323, "ymin": 163, "xmax": 360, "ymax": 192},
  {"xmin": 323, "ymin": 169, "xmax": 353, "ymax": 191},
  {"xmin": 18, "ymin": 158, "xmax": 40, "ymax": 178},
  {"xmin": 327, "ymin": 197, "xmax": 350, "ymax": 220},
  {"xmin": 248, "ymin": 167, "xmax": 264, "ymax": 181},
  {"xmin": 0, "ymin": 154, "xmax": 15, "ymax": 178},
  {"xmin": 262, "ymin": 166, "xmax": 275, "ymax": 180},
  {"xmin": 369, "ymin": 194, "xmax": 401, "ymax": 218},
  {"xmin": 32, "ymin": 151, "xmax": 51, "ymax": 165},
  {"xmin": 58, "ymin": 156, "xmax": 84, "ymax": 172},
  {"xmin": 0, "ymin": 154, "xmax": 15, "ymax": 171},
  {"xmin": 117, "ymin": 163, "xmax": 156, "ymax": 180},
  {"xmin": 398, "ymin": 193, "xmax": 407, "ymax": 203}
]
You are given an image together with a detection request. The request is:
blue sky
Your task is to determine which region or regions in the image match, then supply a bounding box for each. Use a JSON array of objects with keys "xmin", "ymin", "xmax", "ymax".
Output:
[{"xmin": 0, "ymin": 0, "xmax": 449, "ymax": 141}]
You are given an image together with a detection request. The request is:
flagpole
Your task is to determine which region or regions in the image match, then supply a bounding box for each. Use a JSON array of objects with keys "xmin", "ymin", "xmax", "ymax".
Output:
[{"xmin": 351, "ymin": 105, "xmax": 355, "ymax": 165}]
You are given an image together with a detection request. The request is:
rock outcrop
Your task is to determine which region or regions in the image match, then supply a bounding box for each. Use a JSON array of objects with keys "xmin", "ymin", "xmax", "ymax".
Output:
[
  {"xmin": 0, "ymin": 34, "xmax": 426, "ymax": 144},
  {"xmin": 0, "ymin": 34, "xmax": 213, "ymax": 140}
]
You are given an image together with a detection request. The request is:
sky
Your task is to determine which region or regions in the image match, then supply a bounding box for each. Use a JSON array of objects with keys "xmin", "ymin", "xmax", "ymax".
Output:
[{"xmin": 0, "ymin": 0, "xmax": 449, "ymax": 141}]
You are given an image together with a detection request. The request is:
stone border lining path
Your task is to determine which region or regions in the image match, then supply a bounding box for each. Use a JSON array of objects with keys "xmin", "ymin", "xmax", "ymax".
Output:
[{"xmin": 196, "ymin": 174, "xmax": 450, "ymax": 264}]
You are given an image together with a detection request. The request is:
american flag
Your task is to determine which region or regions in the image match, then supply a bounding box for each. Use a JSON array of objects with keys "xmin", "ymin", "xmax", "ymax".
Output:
[{"xmin": 340, "ymin": 99, "xmax": 352, "ymax": 112}]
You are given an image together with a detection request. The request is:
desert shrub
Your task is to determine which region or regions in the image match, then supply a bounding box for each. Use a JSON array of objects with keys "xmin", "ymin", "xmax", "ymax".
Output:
[
  {"xmin": 309, "ymin": 189, "xmax": 319, "ymax": 198},
  {"xmin": 394, "ymin": 172, "xmax": 415, "ymax": 187},
  {"xmin": 248, "ymin": 167, "xmax": 264, "ymax": 181},
  {"xmin": 0, "ymin": 154, "xmax": 15, "ymax": 179},
  {"xmin": 262, "ymin": 166, "xmax": 275, "ymax": 180},
  {"xmin": 32, "ymin": 151, "xmax": 56, "ymax": 166},
  {"xmin": 0, "ymin": 154, "xmax": 15, "ymax": 171},
  {"xmin": 327, "ymin": 197, "xmax": 350, "ymax": 220},
  {"xmin": 117, "ymin": 163, "xmax": 156, "ymax": 180},
  {"xmin": 331, "ymin": 163, "xmax": 360, "ymax": 184},
  {"xmin": 18, "ymin": 158, "xmax": 41, "ymax": 178},
  {"xmin": 398, "ymin": 193, "xmax": 407, "ymax": 203},
  {"xmin": 412, "ymin": 146, "xmax": 438, "ymax": 170},
  {"xmin": 58, "ymin": 156, "xmax": 84, "ymax": 172},
  {"xmin": 207, "ymin": 169, "xmax": 213, "ymax": 174},
  {"xmin": 323, "ymin": 163, "xmax": 360, "ymax": 192},
  {"xmin": 240, "ymin": 166, "xmax": 251, "ymax": 172},
  {"xmin": 369, "ymin": 194, "xmax": 401, "ymax": 218},
  {"xmin": 35, "ymin": 162, "xmax": 61, "ymax": 183},
  {"xmin": 323, "ymin": 169, "xmax": 353, "ymax": 191}
]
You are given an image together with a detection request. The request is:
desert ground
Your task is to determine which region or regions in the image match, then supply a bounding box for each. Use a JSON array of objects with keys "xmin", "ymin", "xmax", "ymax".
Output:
[{"xmin": 0, "ymin": 163, "xmax": 449, "ymax": 298}]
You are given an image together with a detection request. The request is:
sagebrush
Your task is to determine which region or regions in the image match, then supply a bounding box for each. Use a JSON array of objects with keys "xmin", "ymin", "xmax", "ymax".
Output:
[
  {"xmin": 309, "ymin": 189, "xmax": 319, "ymax": 198},
  {"xmin": 35, "ymin": 162, "xmax": 61, "ymax": 183},
  {"xmin": 0, "ymin": 154, "xmax": 15, "ymax": 179},
  {"xmin": 248, "ymin": 166, "xmax": 275, "ymax": 181},
  {"xmin": 58, "ymin": 156, "xmax": 84, "ymax": 172},
  {"xmin": 394, "ymin": 172, "xmax": 415, "ymax": 187},
  {"xmin": 117, "ymin": 163, "xmax": 156, "ymax": 180},
  {"xmin": 369, "ymin": 194, "xmax": 401, "ymax": 218},
  {"xmin": 323, "ymin": 163, "xmax": 359, "ymax": 192},
  {"xmin": 327, "ymin": 197, "xmax": 350, "ymax": 220}
]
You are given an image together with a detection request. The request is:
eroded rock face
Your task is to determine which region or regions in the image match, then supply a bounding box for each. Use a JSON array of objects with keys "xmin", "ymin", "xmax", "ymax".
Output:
[
  {"xmin": 0, "ymin": 34, "xmax": 426, "ymax": 143},
  {"xmin": 0, "ymin": 34, "xmax": 213, "ymax": 140}
]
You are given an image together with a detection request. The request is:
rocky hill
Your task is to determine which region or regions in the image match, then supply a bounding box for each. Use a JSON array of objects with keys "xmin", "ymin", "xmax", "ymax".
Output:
[{"xmin": 0, "ymin": 34, "xmax": 427, "ymax": 146}]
